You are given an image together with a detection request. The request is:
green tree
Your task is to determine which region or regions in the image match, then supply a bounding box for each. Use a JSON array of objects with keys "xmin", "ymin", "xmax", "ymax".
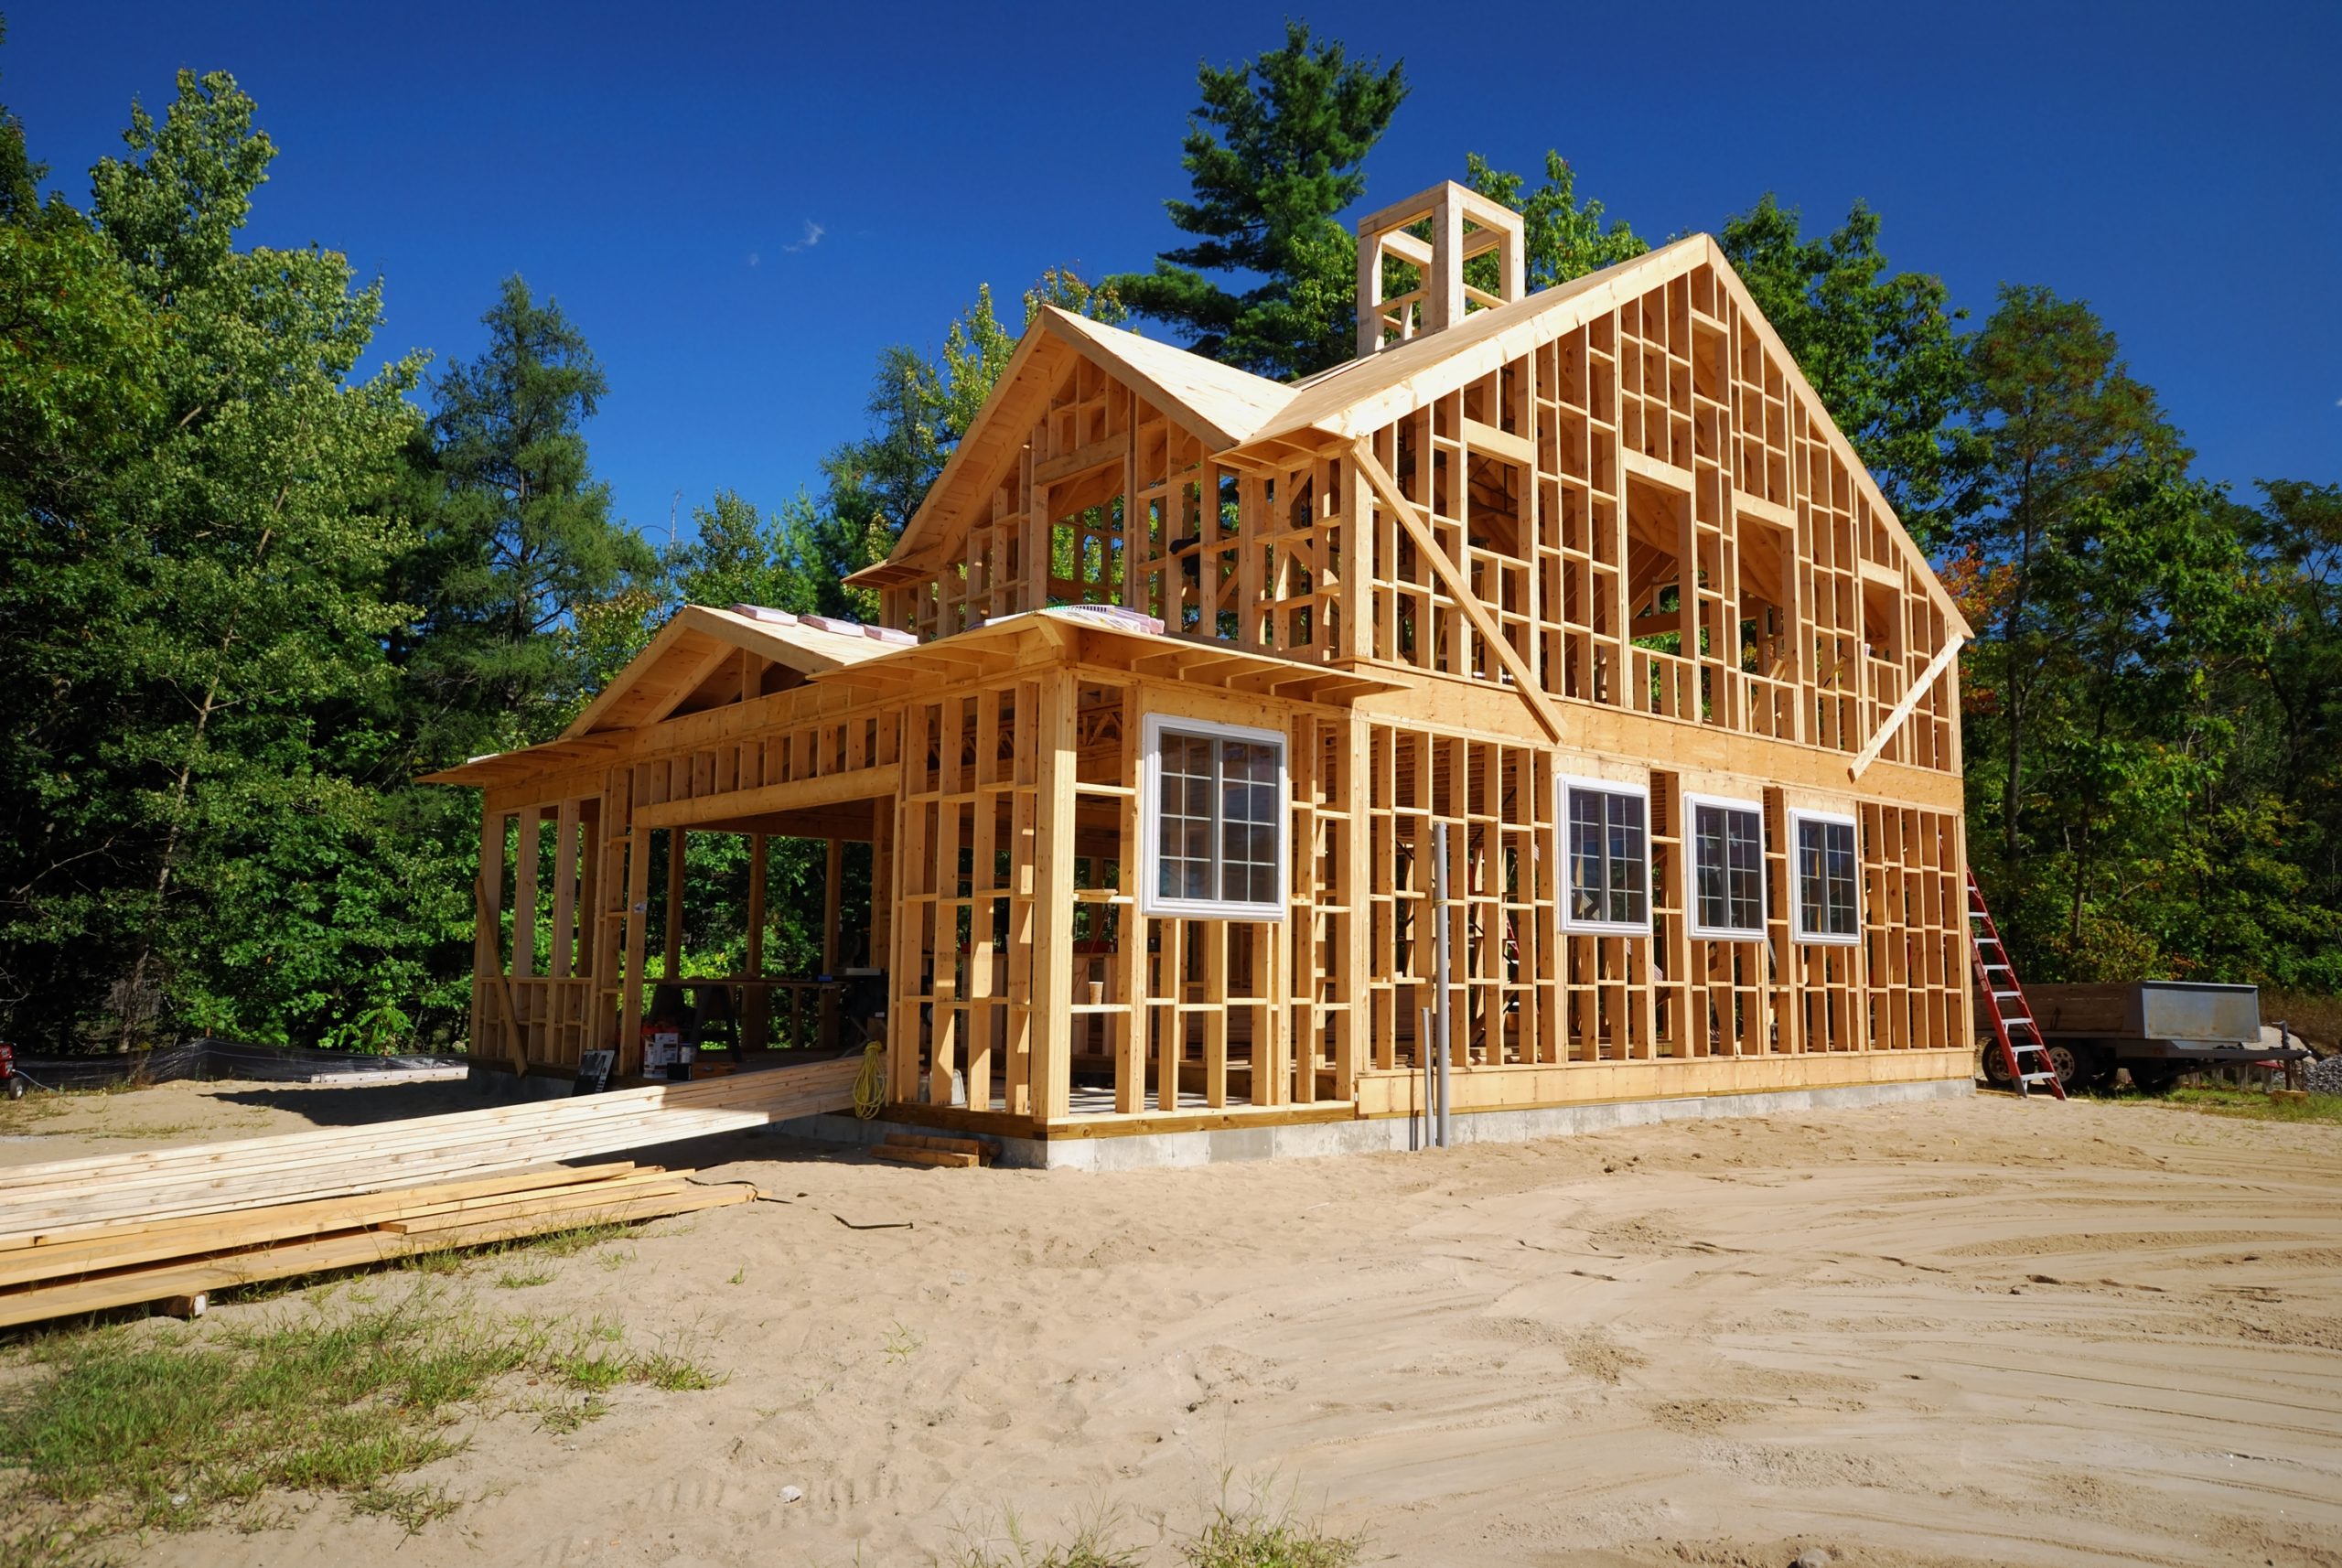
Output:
[
  {"xmin": 1721, "ymin": 195, "xmax": 1977, "ymax": 551},
  {"xmin": 813, "ymin": 269, "xmax": 1125, "ymax": 614},
  {"xmin": 1957, "ymin": 284, "xmax": 2186, "ymax": 951},
  {"xmin": 2243, "ymin": 480, "xmax": 2342, "ymax": 818},
  {"xmin": 1464, "ymin": 150, "xmax": 1645, "ymax": 292},
  {"xmin": 408, "ymin": 276, "xmax": 656, "ymax": 749},
  {"xmin": 0, "ymin": 70, "xmax": 446, "ymax": 1048},
  {"xmin": 1107, "ymin": 22, "xmax": 1406, "ymax": 380}
]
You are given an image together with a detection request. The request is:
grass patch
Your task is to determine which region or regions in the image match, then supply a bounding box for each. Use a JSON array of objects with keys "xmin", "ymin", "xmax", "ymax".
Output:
[
  {"xmin": 2160, "ymin": 1086, "xmax": 2342, "ymax": 1125},
  {"xmin": 1185, "ymin": 1497, "xmax": 1363, "ymax": 1568},
  {"xmin": 952, "ymin": 1512, "xmax": 1141, "ymax": 1568},
  {"xmin": 0, "ymin": 1283, "xmax": 723, "ymax": 1554},
  {"xmin": 951, "ymin": 1491, "xmax": 1363, "ymax": 1568},
  {"xmin": 497, "ymin": 1220, "xmax": 631, "ymax": 1261}
]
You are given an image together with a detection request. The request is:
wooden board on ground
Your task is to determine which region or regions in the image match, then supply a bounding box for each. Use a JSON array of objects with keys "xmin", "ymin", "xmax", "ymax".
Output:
[
  {"xmin": 0, "ymin": 1166, "xmax": 753, "ymax": 1329},
  {"xmin": 0, "ymin": 1057, "xmax": 855, "ymax": 1239}
]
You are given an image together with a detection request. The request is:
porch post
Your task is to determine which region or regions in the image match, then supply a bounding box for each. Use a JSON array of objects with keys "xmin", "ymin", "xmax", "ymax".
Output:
[
  {"xmin": 1030, "ymin": 670, "xmax": 1078, "ymax": 1122},
  {"xmin": 473, "ymin": 809, "xmax": 505, "ymax": 1063},
  {"xmin": 744, "ymin": 832, "xmax": 769, "ymax": 1051}
]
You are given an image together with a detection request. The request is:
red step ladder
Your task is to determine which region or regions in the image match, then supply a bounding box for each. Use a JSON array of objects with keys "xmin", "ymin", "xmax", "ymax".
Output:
[{"xmin": 1966, "ymin": 871, "xmax": 2065, "ymax": 1100}]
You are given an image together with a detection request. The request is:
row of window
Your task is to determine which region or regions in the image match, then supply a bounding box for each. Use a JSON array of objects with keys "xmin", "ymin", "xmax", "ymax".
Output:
[
  {"xmin": 1139, "ymin": 716, "xmax": 1864, "ymax": 943},
  {"xmin": 1564, "ymin": 780, "xmax": 1859, "ymax": 944}
]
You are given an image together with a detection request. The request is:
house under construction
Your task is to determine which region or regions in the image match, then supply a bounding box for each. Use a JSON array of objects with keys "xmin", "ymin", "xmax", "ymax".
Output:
[{"xmin": 427, "ymin": 182, "xmax": 1975, "ymax": 1166}]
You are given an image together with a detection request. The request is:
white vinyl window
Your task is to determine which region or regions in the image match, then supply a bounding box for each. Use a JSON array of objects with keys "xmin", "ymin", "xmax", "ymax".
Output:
[
  {"xmin": 1687, "ymin": 793, "xmax": 1767, "ymax": 940},
  {"xmin": 1561, "ymin": 776, "xmax": 1650, "ymax": 933},
  {"xmin": 1790, "ymin": 809, "xmax": 1861, "ymax": 944},
  {"xmin": 1139, "ymin": 714, "xmax": 1287, "ymax": 920}
]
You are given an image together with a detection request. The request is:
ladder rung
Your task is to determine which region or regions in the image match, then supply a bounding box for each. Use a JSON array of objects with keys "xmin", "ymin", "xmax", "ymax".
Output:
[{"xmin": 1993, "ymin": 989, "xmax": 2022, "ymax": 998}]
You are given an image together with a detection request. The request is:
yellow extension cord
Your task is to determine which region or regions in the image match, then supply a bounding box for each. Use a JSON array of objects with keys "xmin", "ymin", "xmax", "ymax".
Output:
[{"xmin": 852, "ymin": 1037, "xmax": 886, "ymax": 1119}]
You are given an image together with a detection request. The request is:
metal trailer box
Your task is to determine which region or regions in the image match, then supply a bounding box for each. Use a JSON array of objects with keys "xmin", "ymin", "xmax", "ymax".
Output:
[
  {"xmin": 2028, "ymin": 982, "xmax": 2261, "ymax": 1048},
  {"xmin": 2013, "ymin": 981, "xmax": 2306, "ymax": 1092}
]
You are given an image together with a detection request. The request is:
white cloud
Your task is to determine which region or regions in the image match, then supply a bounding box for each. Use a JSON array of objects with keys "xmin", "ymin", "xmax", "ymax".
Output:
[
  {"xmin": 747, "ymin": 251, "xmax": 761, "ymax": 268},
  {"xmin": 783, "ymin": 220, "xmax": 825, "ymax": 254}
]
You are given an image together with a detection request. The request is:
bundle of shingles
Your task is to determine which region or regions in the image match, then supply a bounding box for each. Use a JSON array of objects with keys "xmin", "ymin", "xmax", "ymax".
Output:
[{"xmin": 0, "ymin": 1056, "xmax": 861, "ymax": 1328}]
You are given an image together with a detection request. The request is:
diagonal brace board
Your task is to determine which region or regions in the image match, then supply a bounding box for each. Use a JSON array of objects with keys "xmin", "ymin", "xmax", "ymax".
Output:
[
  {"xmin": 1350, "ymin": 440, "xmax": 1564, "ymax": 744},
  {"xmin": 1848, "ymin": 636, "xmax": 1966, "ymax": 780}
]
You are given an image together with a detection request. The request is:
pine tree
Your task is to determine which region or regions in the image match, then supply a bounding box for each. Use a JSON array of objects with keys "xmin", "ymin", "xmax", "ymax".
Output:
[
  {"xmin": 408, "ymin": 277, "xmax": 656, "ymax": 747},
  {"xmin": 1107, "ymin": 23, "xmax": 1406, "ymax": 381}
]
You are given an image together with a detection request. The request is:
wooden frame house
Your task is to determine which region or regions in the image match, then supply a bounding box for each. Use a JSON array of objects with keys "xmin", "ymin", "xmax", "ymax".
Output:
[{"xmin": 429, "ymin": 184, "xmax": 1975, "ymax": 1165}]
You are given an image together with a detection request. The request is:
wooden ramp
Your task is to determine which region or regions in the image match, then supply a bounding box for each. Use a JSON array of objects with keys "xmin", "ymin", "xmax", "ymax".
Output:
[{"xmin": 0, "ymin": 1058, "xmax": 859, "ymax": 1327}]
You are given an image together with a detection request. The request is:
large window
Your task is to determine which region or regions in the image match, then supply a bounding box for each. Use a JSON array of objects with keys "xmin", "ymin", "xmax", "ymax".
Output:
[
  {"xmin": 1140, "ymin": 714, "xmax": 1287, "ymax": 920},
  {"xmin": 1791, "ymin": 810, "xmax": 1860, "ymax": 943},
  {"xmin": 1688, "ymin": 794, "xmax": 1766, "ymax": 939},
  {"xmin": 1562, "ymin": 777, "xmax": 1650, "ymax": 933}
]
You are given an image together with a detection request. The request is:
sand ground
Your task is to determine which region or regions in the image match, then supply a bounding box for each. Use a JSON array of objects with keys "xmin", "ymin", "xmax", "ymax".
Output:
[{"xmin": 4, "ymin": 1083, "xmax": 2337, "ymax": 1567}]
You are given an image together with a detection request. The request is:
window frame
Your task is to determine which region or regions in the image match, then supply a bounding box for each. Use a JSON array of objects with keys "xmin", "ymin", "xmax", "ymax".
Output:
[
  {"xmin": 1558, "ymin": 774, "xmax": 1654, "ymax": 936},
  {"xmin": 1137, "ymin": 712, "xmax": 1290, "ymax": 922},
  {"xmin": 1684, "ymin": 791, "xmax": 1768, "ymax": 941},
  {"xmin": 1788, "ymin": 807, "xmax": 1862, "ymax": 946}
]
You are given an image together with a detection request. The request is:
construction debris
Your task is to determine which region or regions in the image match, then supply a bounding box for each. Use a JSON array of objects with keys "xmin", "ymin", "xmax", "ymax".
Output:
[{"xmin": 2306, "ymin": 1054, "xmax": 2342, "ymax": 1096}]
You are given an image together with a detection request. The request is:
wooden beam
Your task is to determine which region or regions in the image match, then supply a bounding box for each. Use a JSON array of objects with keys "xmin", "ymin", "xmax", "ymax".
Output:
[
  {"xmin": 746, "ymin": 834, "xmax": 768, "ymax": 979},
  {"xmin": 620, "ymin": 822, "xmax": 649, "ymax": 1075},
  {"xmin": 821, "ymin": 838, "xmax": 843, "ymax": 974},
  {"xmin": 1033, "ymin": 431, "xmax": 1131, "ymax": 488},
  {"xmin": 1351, "ymin": 441, "xmax": 1563, "ymax": 745},
  {"xmin": 637, "ymin": 639, "xmax": 738, "ymax": 729},
  {"xmin": 550, "ymin": 800, "xmax": 580, "ymax": 980},
  {"xmin": 1849, "ymin": 637, "xmax": 1965, "ymax": 781},
  {"xmin": 1030, "ymin": 671, "xmax": 1078, "ymax": 1122},
  {"xmin": 662, "ymin": 828, "xmax": 685, "ymax": 979},
  {"xmin": 636, "ymin": 762, "xmax": 903, "ymax": 831},
  {"xmin": 1462, "ymin": 416, "xmax": 1534, "ymax": 468},
  {"xmin": 472, "ymin": 811, "xmax": 504, "ymax": 1062}
]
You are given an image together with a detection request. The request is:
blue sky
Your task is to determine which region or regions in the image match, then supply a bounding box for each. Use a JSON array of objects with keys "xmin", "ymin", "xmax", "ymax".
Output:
[{"xmin": 10, "ymin": 0, "xmax": 2337, "ymax": 542}]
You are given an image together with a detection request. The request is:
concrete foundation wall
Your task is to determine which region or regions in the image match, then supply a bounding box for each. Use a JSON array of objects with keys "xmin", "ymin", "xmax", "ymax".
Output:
[{"xmin": 777, "ymin": 1075, "xmax": 1974, "ymax": 1172}]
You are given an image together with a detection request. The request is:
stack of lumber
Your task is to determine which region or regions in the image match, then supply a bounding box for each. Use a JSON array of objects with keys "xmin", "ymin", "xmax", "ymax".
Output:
[
  {"xmin": 0, "ymin": 1056, "xmax": 860, "ymax": 1329},
  {"xmin": 0, "ymin": 1056, "xmax": 858, "ymax": 1237},
  {"xmin": 0, "ymin": 1162, "xmax": 749, "ymax": 1328},
  {"xmin": 871, "ymin": 1133, "xmax": 995, "ymax": 1169}
]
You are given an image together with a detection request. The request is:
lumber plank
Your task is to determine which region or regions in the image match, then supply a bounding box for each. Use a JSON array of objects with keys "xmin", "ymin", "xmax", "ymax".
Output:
[
  {"xmin": 0, "ymin": 1163, "xmax": 639, "ymax": 1255},
  {"xmin": 879, "ymin": 1133, "xmax": 990, "ymax": 1158},
  {"xmin": 0, "ymin": 1186, "xmax": 752, "ymax": 1329},
  {"xmin": 0, "ymin": 1167, "xmax": 652, "ymax": 1287},
  {"xmin": 871, "ymin": 1145, "xmax": 979, "ymax": 1169},
  {"xmin": 378, "ymin": 1176, "xmax": 694, "ymax": 1235},
  {"xmin": 0, "ymin": 1058, "xmax": 855, "ymax": 1238}
]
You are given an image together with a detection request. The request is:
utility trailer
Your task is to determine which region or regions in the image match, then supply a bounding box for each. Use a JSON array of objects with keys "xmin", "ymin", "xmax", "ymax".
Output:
[{"xmin": 1985, "ymin": 982, "xmax": 2309, "ymax": 1093}]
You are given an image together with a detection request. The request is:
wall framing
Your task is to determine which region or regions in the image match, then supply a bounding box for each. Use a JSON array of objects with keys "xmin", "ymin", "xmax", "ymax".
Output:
[{"xmin": 434, "ymin": 198, "xmax": 1976, "ymax": 1154}]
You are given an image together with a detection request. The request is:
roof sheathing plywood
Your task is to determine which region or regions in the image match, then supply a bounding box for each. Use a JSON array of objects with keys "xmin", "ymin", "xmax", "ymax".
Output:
[{"xmin": 558, "ymin": 605, "xmax": 898, "ymax": 741}]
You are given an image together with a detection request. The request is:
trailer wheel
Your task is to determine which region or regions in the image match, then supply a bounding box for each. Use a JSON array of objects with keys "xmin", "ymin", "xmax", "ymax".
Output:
[
  {"xmin": 2047, "ymin": 1044, "xmax": 2085, "ymax": 1092},
  {"xmin": 1978, "ymin": 1042, "xmax": 2013, "ymax": 1088},
  {"xmin": 4, "ymin": 1077, "xmax": 24, "ymax": 1101},
  {"xmin": 2128, "ymin": 1062, "xmax": 2180, "ymax": 1095}
]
